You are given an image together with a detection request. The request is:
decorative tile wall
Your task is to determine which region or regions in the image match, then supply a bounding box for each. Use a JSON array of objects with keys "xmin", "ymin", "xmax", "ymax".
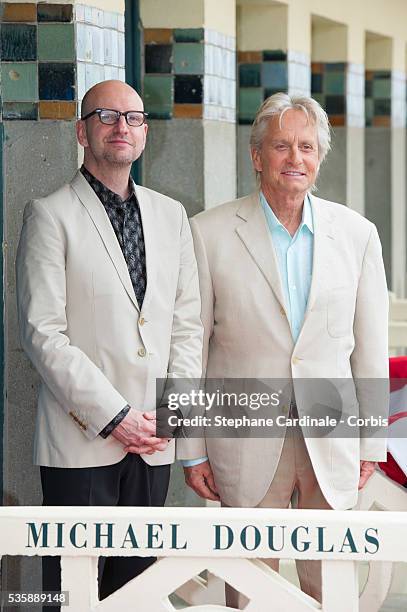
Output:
[
  {"xmin": 0, "ymin": 2, "xmax": 125, "ymax": 121},
  {"xmin": 311, "ymin": 62, "xmax": 347, "ymax": 126},
  {"xmin": 143, "ymin": 28, "xmax": 236, "ymax": 121},
  {"xmin": 365, "ymin": 70, "xmax": 391, "ymax": 127},
  {"xmin": 238, "ymin": 50, "xmax": 288, "ymax": 124},
  {"xmin": 391, "ymin": 70, "xmax": 406, "ymax": 129},
  {"xmin": 1, "ymin": 3, "xmax": 76, "ymax": 120}
]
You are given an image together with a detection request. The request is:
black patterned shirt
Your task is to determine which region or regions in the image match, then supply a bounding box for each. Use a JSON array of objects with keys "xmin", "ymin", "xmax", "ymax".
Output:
[{"xmin": 81, "ymin": 166, "xmax": 147, "ymax": 438}]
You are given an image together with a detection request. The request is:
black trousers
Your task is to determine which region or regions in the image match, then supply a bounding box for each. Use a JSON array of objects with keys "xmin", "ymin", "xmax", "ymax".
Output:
[{"xmin": 40, "ymin": 454, "xmax": 170, "ymax": 610}]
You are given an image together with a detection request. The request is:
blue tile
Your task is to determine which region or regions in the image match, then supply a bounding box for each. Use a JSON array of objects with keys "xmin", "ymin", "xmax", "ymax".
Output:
[
  {"xmin": 263, "ymin": 50, "xmax": 287, "ymax": 61},
  {"xmin": 39, "ymin": 63, "xmax": 75, "ymax": 100},
  {"xmin": 261, "ymin": 62, "xmax": 287, "ymax": 89},
  {"xmin": 374, "ymin": 98, "xmax": 391, "ymax": 116},
  {"xmin": 1, "ymin": 24, "xmax": 37, "ymax": 61},
  {"xmin": 174, "ymin": 75, "xmax": 203, "ymax": 103},
  {"xmin": 325, "ymin": 62, "xmax": 346, "ymax": 72},
  {"xmin": 239, "ymin": 64, "xmax": 261, "ymax": 88},
  {"xmin": 311, "ymin": 73, "xmax": 323, "ymax": 93}
]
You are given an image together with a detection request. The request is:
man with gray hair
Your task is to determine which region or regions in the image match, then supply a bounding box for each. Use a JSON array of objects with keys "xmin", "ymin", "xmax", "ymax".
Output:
[{"xmin": 182, "ymin": 93, "xmax": 388, "ymax": 606}]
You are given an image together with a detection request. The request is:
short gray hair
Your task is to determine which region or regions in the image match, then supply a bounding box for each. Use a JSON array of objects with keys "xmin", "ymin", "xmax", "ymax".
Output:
[{"xmin": 250, "ymin": 92, "xmax": 331, "ymax": 163}]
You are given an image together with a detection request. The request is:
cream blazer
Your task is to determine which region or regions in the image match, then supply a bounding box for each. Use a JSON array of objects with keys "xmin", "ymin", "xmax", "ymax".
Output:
[
  {"xmin": 16, "ymin": 171, "xmax": 203, "ymax": 468},
  {"xmin": 183, "ymin": 192, "xmax": 389, "ymax": 510}
]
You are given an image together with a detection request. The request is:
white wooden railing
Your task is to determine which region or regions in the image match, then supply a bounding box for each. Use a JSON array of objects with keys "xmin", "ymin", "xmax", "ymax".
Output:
[{"xmin": 1, "ymin": 483, "xmax": 407, "ymax": 612}]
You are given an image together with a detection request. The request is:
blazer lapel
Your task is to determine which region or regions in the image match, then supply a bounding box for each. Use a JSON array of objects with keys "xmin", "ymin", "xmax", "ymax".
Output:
[
  {"xmin": 70, "ymin": 171, "xmax": 140, "ymax": 311},
  {"xmin": 295, "ymin": 195, "xmax": 335, "ymax": 344},
  {"xmin": 235, "ymin": 192, "xmax": 287, "ymax": 310},
  {"xmin": 134, "ymin": 185, "xmax": 157, "ymax": 312}
]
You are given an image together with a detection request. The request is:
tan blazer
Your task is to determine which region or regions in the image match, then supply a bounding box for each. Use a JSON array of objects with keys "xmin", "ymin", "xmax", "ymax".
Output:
[
  {"xmin": 184, "ymin": 192, "xmax": 389, "ymax": 510},
  {"xmin": 16, "ymin": 170, "xmax": 203, "ymax": 468}
]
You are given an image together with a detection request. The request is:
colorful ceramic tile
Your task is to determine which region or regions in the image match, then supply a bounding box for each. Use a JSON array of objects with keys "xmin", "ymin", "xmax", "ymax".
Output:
[
  {"xmin": 3, "ymin": 102, "xmax": 38, "ymax": 120},
  {"xmin": 145, "ymin": 44, "xmax": 172, "ymax": 74},
  {"xmin": 365, "ymin": 80, "xmax": 372, "ymax": 98},
  {"xmin": 312, "ymin": 93, "xmax": 325, "ymax": 107},
  {"xmin": 238, "ymin": 88, "xmax": 263, "ymax": 123},
  {"xmin": 238, "ymin": 51, "xmax": 262, "ymax": 64},
  {"xmin": 311, "ymin": 73, "xmax": 323, "ymax": 93},
  {"xmin": 311, "ymin": 62, "xmax": 323, "ymax": 74},
  {"xmin": 174, "ymin": 28, "xmax": 204, "ymax": 43},
  {"xmin": 264, "ymin": 87, "xmax": 285, "ymax": 98},
  {"xmin": 174, "ymin": 75, "xmax": 203, "ymax": 103},
  {"xmin": 263, "ymin": 50, "xmax": 287, "ymax": 61},
  {"xmin": 38, "ymin": 24, "xmax": 75, "ymax": 61},
  {"xmin": 373, "ymin": 98, "xmax": 391, "ymax": 116},
  {"xmin": 262, "ymin": 62, "xmax": 288, "ymax": 89},
  {"xmin": 365, "ymin": 98, "xmax": 374, "ymax": 125},
  {"xmin": 372, "ymin": 77, "xmax": 391, "ymax": 99},
  {"xmin": 325, "ymin": 62, "xmax": 346, "ymax": 72},
  {"xmin": 37, "ymin": 4, "xmax": 73, "ymax": 22},
  {"xmin": 324, "ymin": 72, "xmax": 345, "ymax": 95},
  {"xmin": 325, "ymin": 95, "xmax": 345, "ymax": 115},
  {"xmin": 329, "ymin": 115, "xmax": 346, "ymax": 126},
  {"xmin": 2, "ymin": 63, "xmax": 38, "ymax": 101},
  {"xmin": 39, "ymin": 63, "xmax": 75, "ymax": 100},
  {"xmin": 173, "ymin": 103, "xmax": 203, "ymax": 118},
  {"xmin": 2, "ymin": 3, "xmax": 37, "ymax": 22},
  {"xmin": 1, "ymin": 24, "xmax": 36, "ymax": 61},
  {"xmin": 372, "ymin": 116, "xmax": 391, "ymax": 127},
  {"xmin": 144, "ymin": 75, "xmax": 173, "ymax": 118},
  {"xmin": 173, "ymin": 43, "xmax": 204, "ymax": 75},
  {"xmin": 239, "ymin": 64, "xmax": 261, "ymax": 88},
  {"xmin": 39, "ymin": 101, "xmax": 77, "ymax": 119},
  {"xmin": 144, "ymin": 29, "xmax": 173, "ymax": 44}
]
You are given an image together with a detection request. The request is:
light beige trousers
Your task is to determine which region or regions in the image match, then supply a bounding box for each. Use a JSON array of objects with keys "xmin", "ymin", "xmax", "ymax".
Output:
[{"xmin": 224, "ymin": 425, "xmax": 331, "ymax": 609}]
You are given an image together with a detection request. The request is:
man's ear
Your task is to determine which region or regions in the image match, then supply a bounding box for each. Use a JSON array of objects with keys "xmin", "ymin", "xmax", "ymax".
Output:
[
  {"xmin": 251, "ymin": 147, "xmax": 262, "ymax": 173},
  {"xmin": 76, "ymin": 119, "xmax": 88, "ymax": 147}
]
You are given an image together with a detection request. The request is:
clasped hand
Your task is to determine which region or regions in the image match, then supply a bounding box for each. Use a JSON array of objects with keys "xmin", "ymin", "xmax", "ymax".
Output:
[{"xmin": 112, "ymin": 409, "xmax": 170, "ymax": 455}]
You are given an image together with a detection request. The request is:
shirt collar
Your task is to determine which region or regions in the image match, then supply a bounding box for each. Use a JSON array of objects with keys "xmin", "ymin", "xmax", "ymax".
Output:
[
  {"xmin": 81, "ymin": 165, "xmax": 135, "ymax": 207},
  {"xmin": 260, "ymin": 191, "xmax": 314, "ymax": 235}
]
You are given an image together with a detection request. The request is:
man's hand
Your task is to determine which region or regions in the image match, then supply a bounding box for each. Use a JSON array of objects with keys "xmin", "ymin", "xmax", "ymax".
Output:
[
  {"xmin": 358, "ymin": 460, "xmax": 376, "ymax": 489},
  {"xmin": 111, "ymin": 409, "xmax": 169, "ymax": 455},
  {"xmin": 184, "ymin": 460, "xmax": 220, "ymax": 501}
]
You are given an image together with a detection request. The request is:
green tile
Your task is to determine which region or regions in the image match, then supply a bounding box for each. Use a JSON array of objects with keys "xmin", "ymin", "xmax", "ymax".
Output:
[
  {"xmin": 2, "ymin": 63, "xmax": 38, "ymax": 102},
  {"xmin": 3, "ymin": 102, "xmax": 38, "ymax": 120},
  {"xmin": 365, "ymin": 98, "xmax": 373, "ymax": 123},
  {"xmin": 372, "ymin": 77, "xmax": 391, "ymax": 98},
  {"xmin": 239, "ymin": 64, "xmax": 261, "ymax": 88},
  {"xmin": 144, "ymin": 75, "xmax": 173, "ymax": 118},
  {"xmin": 238, "ymin": 88, "xmax": 263, "ymax": 122},
  {"xmin": 38, "ymin": 23, "xmax": 75, "ymax": 61},
  {"xmin": 173, "ymin": 43, "xmax": 204, "ymax": 75},
  {"xmin": 324, "ymin": 72, "xmax": 345, "ymax": 95},
  {"xmin": 174, "ymin": 28, "xmax": 204, "ymax": 43}
]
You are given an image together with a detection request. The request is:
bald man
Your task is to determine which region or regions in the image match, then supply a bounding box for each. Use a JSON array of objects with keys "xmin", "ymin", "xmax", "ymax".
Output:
[{"xmin": 16, "ymin": 81, "xmax": 203, "ymax": 605}]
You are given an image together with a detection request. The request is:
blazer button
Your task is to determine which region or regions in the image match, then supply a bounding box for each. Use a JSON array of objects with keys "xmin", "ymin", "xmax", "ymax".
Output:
[
  {"xmin": 280, "ymin": 307, "xmax": 286, "ymax": 316},
  {"xmin": 138, "ymin": 347, "xmax": 146, "ymax": 357},
  {"xmin": 292, "ymin": 357, "xmax": 299, "ymax": 365},
  {"xmin": 139, "ymin": 316, "xmax": 145, "ymax": 326}
]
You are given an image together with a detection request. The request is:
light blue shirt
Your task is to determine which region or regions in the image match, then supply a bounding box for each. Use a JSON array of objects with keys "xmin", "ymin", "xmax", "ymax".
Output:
[
  {"xmin": 260, "ymin": 191, "xmax": 314, "ymax": 342},
  {"xmin": 182, "ymin": 193, "xmax": 314, "ymax": 468}
]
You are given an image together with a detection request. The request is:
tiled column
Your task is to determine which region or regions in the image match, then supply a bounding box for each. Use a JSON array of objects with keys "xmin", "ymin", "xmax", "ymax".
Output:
[
  {"xmin": 391, "ymin": 61, "xmax": 406, "ymax": 296},
  {"xmin": 236, "ymin": 3, "xmax": 310, "ymax": 196},
  {"xmin": 0, "ymin": 0, "xmax": 126, "ymax": 595},
  {"xmin": 364, "ymin": 34, "xmax": 393, "ymax": 288},
  {"xmin": 140, "ymin": 0, "xmax": 236, "ymax": 214}
]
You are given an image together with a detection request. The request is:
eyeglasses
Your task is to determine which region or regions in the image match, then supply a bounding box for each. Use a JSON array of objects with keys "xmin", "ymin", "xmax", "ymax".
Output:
[{"xmin": 81, "ymin": 108, "xmax": 149, "ymax": 127}]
